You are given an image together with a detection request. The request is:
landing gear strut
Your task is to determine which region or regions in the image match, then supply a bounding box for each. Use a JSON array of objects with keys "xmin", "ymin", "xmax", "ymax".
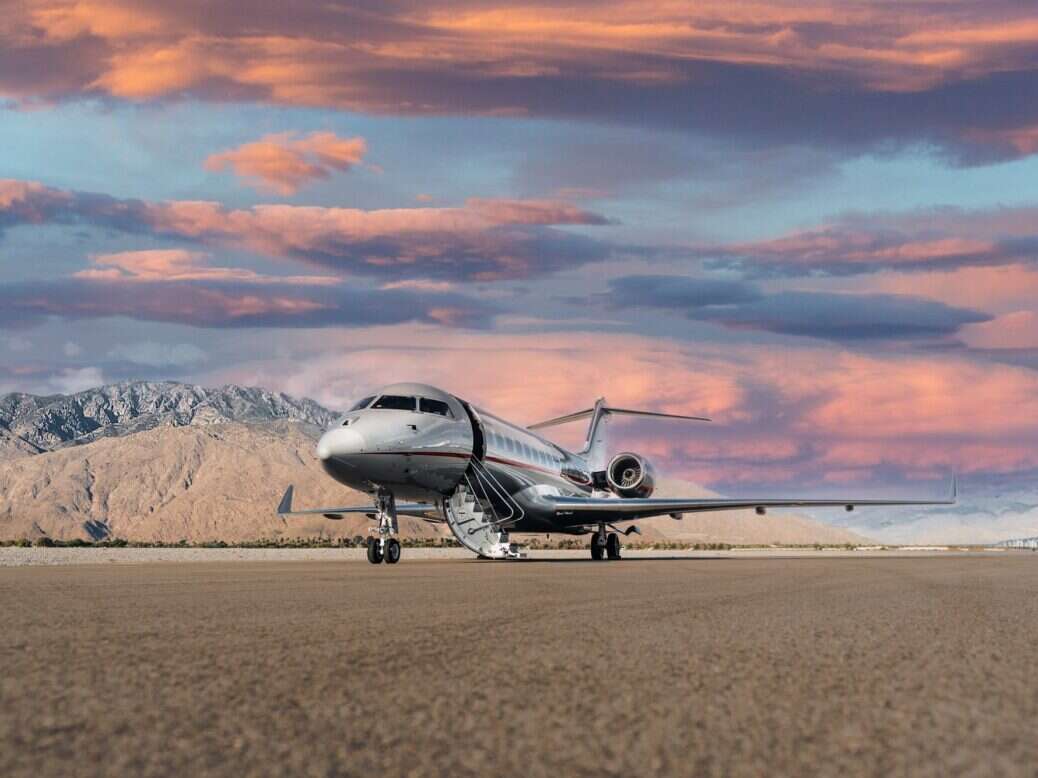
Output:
[
  {"xmin": 366, "ymin": 490, "xmax": 401, "ymax": 565},
  {"xmin": 590, "ymin": 524, "xmax": 622, "ymax": 561}
]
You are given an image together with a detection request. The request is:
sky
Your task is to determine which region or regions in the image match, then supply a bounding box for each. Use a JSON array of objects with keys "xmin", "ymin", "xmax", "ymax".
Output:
[{"xmin": 2, "ymin": 1, "xmax": 1038, "ymax": 535}]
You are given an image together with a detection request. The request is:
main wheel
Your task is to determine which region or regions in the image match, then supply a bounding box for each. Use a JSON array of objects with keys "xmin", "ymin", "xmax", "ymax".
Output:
[
  {"xmin": 590, "ymin": 537, "xmax": 604, "ymax": 561},
  {"xmin": 384, "ymin": 538, "xmax": 401, "ymax": 564},
  {"xmin": 606, "ymin": 532, "xmax": 621, "ymax": 560},
  {"xmin": 366, "ymin": 537, "xmax": 383, "ymax": 564}
]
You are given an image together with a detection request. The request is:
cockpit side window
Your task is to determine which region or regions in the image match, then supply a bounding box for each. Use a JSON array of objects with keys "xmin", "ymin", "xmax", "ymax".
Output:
[
  {"xmin": 371, "ymin": 395, "xmax": 416, "ymax": 411},
  {"xmin": 349, "ymin": 395, "xmax": 376, "ymax": 411},
  {"xmin": 418, "ymin": 398, "xmax": 452, "ymax": 417}
]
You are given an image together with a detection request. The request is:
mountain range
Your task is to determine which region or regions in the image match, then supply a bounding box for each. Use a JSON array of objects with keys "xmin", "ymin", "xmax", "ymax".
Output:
[
  {"xmin": 0, "ymin": 381, "xmax": 866, "ymax": 545},
  {"xmin": 0, "ymin": 381, "xmax": 335, "ymax": 459}
]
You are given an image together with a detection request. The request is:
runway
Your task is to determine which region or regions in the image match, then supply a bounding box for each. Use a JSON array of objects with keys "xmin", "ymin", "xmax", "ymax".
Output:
[{"xmin": 3, "ymin": 554, "xmax": 1036, "ymax": 777}]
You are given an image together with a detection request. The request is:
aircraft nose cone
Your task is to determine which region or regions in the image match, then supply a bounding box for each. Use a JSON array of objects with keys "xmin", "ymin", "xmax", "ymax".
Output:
[{"xmin": 316, "ymin": 428, "xmax": 366, "ymax": 461}]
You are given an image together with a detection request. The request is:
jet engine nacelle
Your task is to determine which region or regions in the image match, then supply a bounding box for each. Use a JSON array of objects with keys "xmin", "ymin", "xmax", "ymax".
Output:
[{"xmin": 606, "ymin": 452, "xmax": 656, "ymax": 498}]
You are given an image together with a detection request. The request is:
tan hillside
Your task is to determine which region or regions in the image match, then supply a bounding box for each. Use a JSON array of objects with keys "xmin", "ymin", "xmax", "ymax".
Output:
[
  {"xmin": 0, "ymin": 421, "xmax": 441, "ymax": 543},
  {"xmin": 0, "ymin": 427, "xmax": 43, "ymax": 462},
  {"xmin": 0, "ymin": 422, "xmax": 868, "ymax": 545}
]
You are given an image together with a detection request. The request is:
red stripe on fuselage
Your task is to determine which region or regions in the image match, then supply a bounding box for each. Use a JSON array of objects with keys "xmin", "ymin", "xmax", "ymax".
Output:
[{"xmin": 363, "ymin": 450, "xmax": 563, "ymax": 478}]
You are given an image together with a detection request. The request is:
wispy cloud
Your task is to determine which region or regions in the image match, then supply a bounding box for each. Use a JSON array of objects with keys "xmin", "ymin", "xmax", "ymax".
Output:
[
  {"xmin": 0, "ymin": 275, "xmax": 491, "ymax": 331},
  {"xmin": 0, "ymin": 180, "xmax": 611, "ymax": 280},
  {"xmin": 699, "ymin": 205, "xmax": 1038, "ymax": 276},
  {"xmin": 604, "ymin": 275, "xmax": 990, "ymax": 342},
  {"xmin": 75, "ymin": 249, "xmax": 341, "ymax": 285}
]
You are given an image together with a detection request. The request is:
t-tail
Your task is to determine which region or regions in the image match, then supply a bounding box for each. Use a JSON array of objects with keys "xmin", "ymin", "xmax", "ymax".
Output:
[{"xmin": 528, "ymin": 398, "xmax": 710, "ymax": 472}]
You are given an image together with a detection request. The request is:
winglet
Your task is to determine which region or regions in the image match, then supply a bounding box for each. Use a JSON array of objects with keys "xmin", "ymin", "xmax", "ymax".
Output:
[
  {"xmin": 951, "ymin": 475, "xmax": 957, "ymax": 502},
  {"xmin": 277, "ymin": 485, "xmax": 294, "ymax": 515}
]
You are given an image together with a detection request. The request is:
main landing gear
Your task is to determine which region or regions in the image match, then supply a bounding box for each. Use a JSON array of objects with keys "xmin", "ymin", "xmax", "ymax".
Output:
[
  {"xmin": 590, "ymin": 524, "xmax": 622, "ymax": 561},
  {"xmin": 366, "ymin": 490, "xmax": 402, "ymax": 565},
  {"xmin": 368, "ymin": 537, "xmax": 401, "ymax": 564}
]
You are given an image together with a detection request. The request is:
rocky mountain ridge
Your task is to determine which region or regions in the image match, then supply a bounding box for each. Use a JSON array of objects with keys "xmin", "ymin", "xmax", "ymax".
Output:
[{"xmin": 0, "ymin": 381, "xmax": 337, "ymax": 460}]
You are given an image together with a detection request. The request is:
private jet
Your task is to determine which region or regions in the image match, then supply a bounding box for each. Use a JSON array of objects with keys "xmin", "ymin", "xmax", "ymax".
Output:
[{"xmin": 278, "ymin": 383, "xmax": 954, "ymax": 563}]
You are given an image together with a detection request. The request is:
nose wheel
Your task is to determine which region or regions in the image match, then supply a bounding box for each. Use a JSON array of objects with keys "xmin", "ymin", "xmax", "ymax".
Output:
[{"xmin": 367, "ymin": 490, "xmax": 402, "ymax": 565}]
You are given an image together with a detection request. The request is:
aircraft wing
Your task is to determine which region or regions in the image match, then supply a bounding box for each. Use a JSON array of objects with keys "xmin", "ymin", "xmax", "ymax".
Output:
[
  {"xmin": 549, "ymin": 484, "xmax": 955, "ymax": 524},
  {"xmin": 276, "ymin": 486, "xmax": 440, "ymax": 521}
]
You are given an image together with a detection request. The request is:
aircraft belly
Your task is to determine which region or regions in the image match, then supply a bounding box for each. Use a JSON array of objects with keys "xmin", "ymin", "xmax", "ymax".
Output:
[{"xmin": 477, "ymin": 458, "xmax": 586, "ymax": 533}]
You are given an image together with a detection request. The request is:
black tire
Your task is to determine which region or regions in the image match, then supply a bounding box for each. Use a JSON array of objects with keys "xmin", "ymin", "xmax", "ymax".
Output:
[
  {"xmin": 384, "ymin": 538, "xmax": 401, "ymax": 564},
  {"xmin": 366, "ymin": 537, "xmax": 383, "ymax": 564},
  {"xmin": 590, "ymin": 538, "xmax": 604, "ymax": 561},
  {"xmin": 606, "ymin": 532, "xmax": 621, "ymax": 560}
]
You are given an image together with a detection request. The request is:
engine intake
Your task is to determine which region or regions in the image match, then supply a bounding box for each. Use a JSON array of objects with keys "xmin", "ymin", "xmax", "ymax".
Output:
[{"xmin": 606, "ymin": 452, "xmax": 656, "ymax": 498}]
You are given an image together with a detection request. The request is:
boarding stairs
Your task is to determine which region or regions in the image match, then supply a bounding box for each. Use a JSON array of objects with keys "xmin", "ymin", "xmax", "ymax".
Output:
[{"xmin": 444, "ymin": 474, "xmax": 524, "ymax": 560}]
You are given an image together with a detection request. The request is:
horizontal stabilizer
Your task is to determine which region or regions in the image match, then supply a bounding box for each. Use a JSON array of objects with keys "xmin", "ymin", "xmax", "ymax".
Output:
[
  {"xmin": 275, "ymin": 486, "xmax": 439, "ymax": 520},
  {"xmin": 529, "ymin": 405, "xmax": 709, "ymax": 430}
]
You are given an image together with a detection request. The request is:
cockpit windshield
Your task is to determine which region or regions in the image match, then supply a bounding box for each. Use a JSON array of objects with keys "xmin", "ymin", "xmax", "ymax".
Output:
[
  {"xmin": 348, "ymin": 395, "xmax": 375, "ymax": 412},
  {"xmin": 371, "ymin": 395, "xmax": 417, "ymax": 411},
  {"xmin": 419, "ymin": 398, "xmax": 452, "ymax": 417}
]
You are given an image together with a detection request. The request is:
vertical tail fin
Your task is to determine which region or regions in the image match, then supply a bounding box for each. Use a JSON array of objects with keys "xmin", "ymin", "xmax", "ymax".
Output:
[
  {"xmin": 528, "ymin": 400, "xmax": 710, "ymax": 472},
  {"xmin": 583, "ymin": 398, "xmax": 612, "ymax": 472}
]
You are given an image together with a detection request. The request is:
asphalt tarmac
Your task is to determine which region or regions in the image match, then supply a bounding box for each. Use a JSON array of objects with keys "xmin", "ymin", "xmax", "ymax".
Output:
[{"xmin": 2, "ymin": 554, "xmax": 1037, "ymax": 777}]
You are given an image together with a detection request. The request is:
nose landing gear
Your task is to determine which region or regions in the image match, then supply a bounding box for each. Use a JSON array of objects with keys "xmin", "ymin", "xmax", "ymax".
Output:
[{"xmin": 366, "ymin": 490, "xmax": 402, "ymax": 565}]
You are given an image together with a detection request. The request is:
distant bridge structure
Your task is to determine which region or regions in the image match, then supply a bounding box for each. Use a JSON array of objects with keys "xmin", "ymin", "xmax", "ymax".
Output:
[{"xmin": 996, "ymin": 537, "xmax": 1038, "ymax": 550}]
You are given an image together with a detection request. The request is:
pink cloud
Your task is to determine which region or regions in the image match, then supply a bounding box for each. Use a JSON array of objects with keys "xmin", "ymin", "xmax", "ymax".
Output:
[
  {"xmin": 857, "ymin": 264, "xmax": 1038, "ymax": 312},
  {"xmin": 705, "ymin": 205, "xmax": 1038, "ymax": 276},
  {"xmin": 204, "ymin": 132, "xmax": 367, "ymax": 194},
  {"xmin": 960, "ymin": 311, "xmax": 1038, "ymax": 350},
  {"xmin": 207, "ymin": 329, "xmax": 1038, "ymax": 487},
  {"xmin": 0, "ymin": 179, "xmax": 611, "ymax": 280},
  {"xmin": 74, "ymin": 249, "xmax": 340, "ymax": 285}
]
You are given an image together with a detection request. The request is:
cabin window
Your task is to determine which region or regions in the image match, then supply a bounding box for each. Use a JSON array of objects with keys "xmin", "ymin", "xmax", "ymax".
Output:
[
  {"xmin": 371, "ymin": 395, "xmax": 416, "ymax": 411},
  {"xmin": 419, "ymin": 398, "xmax": 452, "ymax": 417},
  {"xmin": 348, "ymin": 395, "xmax": 375, "ymax": 411}
]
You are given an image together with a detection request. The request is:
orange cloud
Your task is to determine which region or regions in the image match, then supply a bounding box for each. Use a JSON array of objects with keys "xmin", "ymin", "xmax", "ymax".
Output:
[
  {"xmin": 204, "ymin": 132, "xmax": 368, "ymax": 194},
  {"xmin": 5, "ymin": 2, "xmax": 1038, "ymax": 160}
]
